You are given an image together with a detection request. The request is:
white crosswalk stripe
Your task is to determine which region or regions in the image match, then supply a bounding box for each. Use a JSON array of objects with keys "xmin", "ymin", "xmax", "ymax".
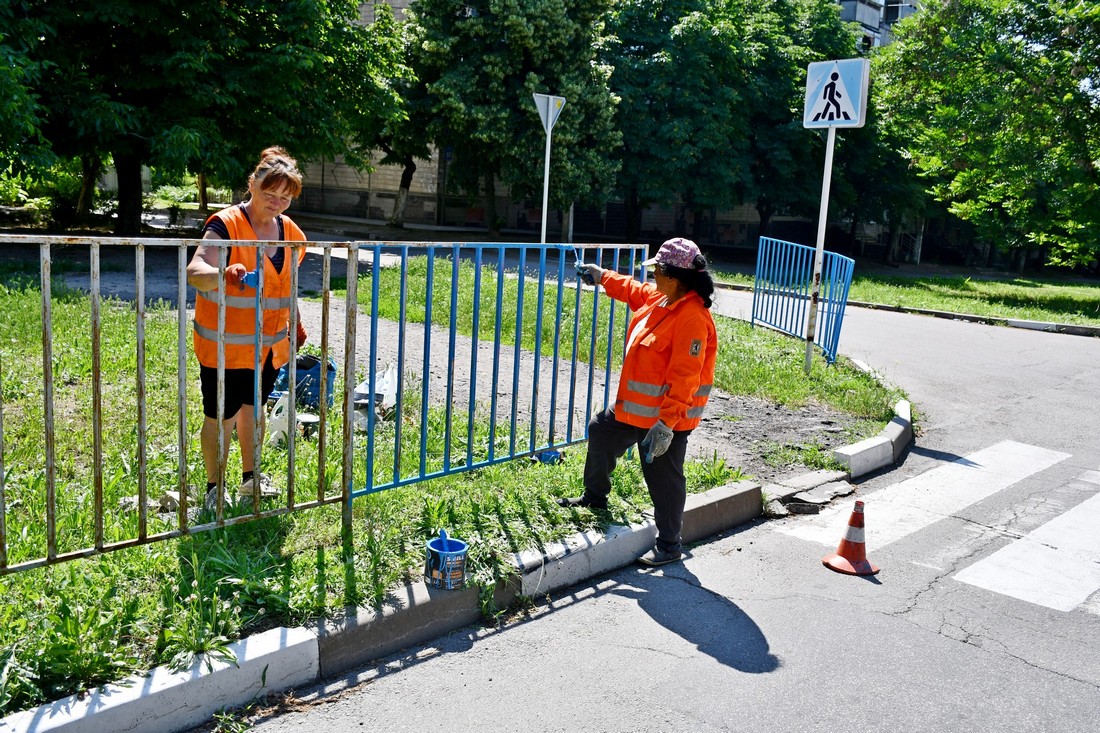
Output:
[
  {"xmin": 777, "ymin": 440, "xmax": 1070, "ymax": 550},
  {"xmin": 954, "ymin": 470, "xmax": 1100, "ymax": 612},
  {"xmin": 774, "ymin": 440, "xmax": 1100, "ymax": 612}
]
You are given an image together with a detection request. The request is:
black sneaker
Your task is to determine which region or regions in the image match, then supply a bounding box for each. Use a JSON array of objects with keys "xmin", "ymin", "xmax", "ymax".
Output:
[
  {"xmin": 556, "ymin": 496, "xmax": 609, "ymax": 510},
  {"xmin": 637, "ymin": 547, "xmax": 683, "ymax": 567}
]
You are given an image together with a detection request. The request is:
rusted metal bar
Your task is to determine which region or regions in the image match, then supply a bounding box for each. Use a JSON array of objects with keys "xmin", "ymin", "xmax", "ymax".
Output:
[
  {"xmin": 286, "ymin": 243, "xmax": 299, "ymax": 508},
  {"xmin": 341, "ymin": 243, "xmax": 358, "ymax": 560},
  {"xmin": 91, "ymin": 243, "xmax": 104, "ymax": 550},
  {"xmin": 136, "ymin": 244, "xmax": 148, "ymax": 540},
  {"xmin": 246, "ymin": 243, "xmax": 265, "ymax": 514},
  {"xmin": 317, "ymin": 244, "xmax": 332, "ymax": 503},
  {"xmin": 177, "ymin": 243, "xmax": 189, "ymax": 530},
  {"xmin": 0, "ymin": 356, "xmax": 6, "ymax": 569},
  {"xmin": 40, "ymin": 244, "xmax": 57, "ymax": 561},
  {"xmin": 216, "ymin": 245, "xmax": 227, "ymax": 521}
]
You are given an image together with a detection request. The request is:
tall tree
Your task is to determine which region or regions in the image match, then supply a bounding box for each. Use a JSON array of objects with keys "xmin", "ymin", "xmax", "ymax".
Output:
[
  {"xmin": 741, "ymin": 0, "xmax": 859, "ymax": 239},
  {"xmin": 830, "ymin": 81, "xmax": 930, "ymax": 263},
  {"xmin": 408, "ymin": 0, "xmax": 621, "ymax": 235},
  {"xmin": 16, "ymin": 0, "xmax": 406, "ymax": 234},
  {"xmin": 603, "ymin": 0, "xmax": 752, "ymax": 242},
  {"xmin": 876, "ymin": 0, "xmax": 1100, "ymax": 269}
]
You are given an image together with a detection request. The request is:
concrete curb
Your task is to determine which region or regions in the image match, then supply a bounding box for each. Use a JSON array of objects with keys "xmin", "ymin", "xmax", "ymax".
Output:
[
  {"xmin": 0, "ymin": 626, "xmax": 319, "ymax": 733},
  {"xmin": 832, "ymin": 399, "xmax": 913, "ymax": 478}
]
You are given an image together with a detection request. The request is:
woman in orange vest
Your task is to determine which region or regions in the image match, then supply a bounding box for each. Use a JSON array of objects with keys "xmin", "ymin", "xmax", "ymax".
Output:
[
  {"xmin": 560, "ymin": 238, "xmax": 717, "ymax": 566},
  {"xmin": 186, "ymin": 147, "xmax": 309, "ymax": 509}
]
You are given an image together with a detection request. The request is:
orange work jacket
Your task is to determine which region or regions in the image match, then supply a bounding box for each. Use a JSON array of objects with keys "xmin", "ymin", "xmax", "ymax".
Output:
[
  {"xmin": 599, "ymin": 270, "xmax": 717, "ymax": 431},
  {"xmin": 192, "ymin": 205, "xmax": 307, "ymax": 370}
]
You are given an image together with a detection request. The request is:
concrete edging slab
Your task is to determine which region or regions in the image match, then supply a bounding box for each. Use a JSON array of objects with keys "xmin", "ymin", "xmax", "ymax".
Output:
[
  {"xmin": 0, "ymin": 626, "xmax": 319, "ymax": 733},
  {"xmin": 831, "ymin": 399, "xmax": 912, "ymax": 478}
]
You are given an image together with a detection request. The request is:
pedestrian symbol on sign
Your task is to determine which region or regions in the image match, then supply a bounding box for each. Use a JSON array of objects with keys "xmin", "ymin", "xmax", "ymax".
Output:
[
  {"xmin": 803, "ymin": 58, "xmax": 869, "ymax": 129},
  {"xmin": 813, "ymin": 72, "xmax": 851, "ymax": 122}
]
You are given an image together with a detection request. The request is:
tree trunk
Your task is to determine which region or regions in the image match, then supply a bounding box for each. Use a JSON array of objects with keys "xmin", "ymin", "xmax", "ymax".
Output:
[
  {"xmin": 77, "ymin": 156, "xmax": 102, "ymax": 219},
  {"xmin": 625, "ymin": 188, "xmax": 643, "ymax": 243},
  {"xmin": 197, "ymin": 172, "xmax": 209, "ymax": 214},
  {"xmin": 114, "ymin": 152, "xmax": 144, "ymax": 236},
  {"xmin": 484, "ymin": 174, "xmax": 499, "ymax": 236},
  {"xmin": 756, "ymin": 199, "xmax": 774, "ymax": 239},
  {"xmin": 883, "ymin": 223, "xmax": 901, "ymax": 264},
  {"xmin": 390, "ymin": 158, "xmax": 417, "ymax": 227}
]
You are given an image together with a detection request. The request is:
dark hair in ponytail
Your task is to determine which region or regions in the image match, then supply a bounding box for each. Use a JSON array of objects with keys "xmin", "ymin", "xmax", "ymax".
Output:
[{"xmin": 662, "ymin": 253, "xmax": 715, "ymax": 308}]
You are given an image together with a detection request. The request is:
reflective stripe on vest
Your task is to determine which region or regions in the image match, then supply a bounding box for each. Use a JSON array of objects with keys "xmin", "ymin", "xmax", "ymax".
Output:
[
  {"xmin": 695, "ymin": 384, "xmax": 712, "ymax": 397},
  {"xmin": 686, "ymin": 405, "xmax": 706, "ymax": 418},
  {"xmin": 193, "ymin": 322, "xmax": 287, "ymax": 347},
  {"xmin": 626, "ymin": 379, "xmax": 668, "ymax": 398},
  {"xmin": 197, "ymin": 290, "xmax": 295, "ymax": 311},
  {"xmin": 619, "ymin": 399, "xmax": 661, "ymax": 419}
]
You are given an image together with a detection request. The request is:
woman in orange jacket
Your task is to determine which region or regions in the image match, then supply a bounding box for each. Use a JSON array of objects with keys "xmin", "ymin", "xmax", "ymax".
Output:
[
  {"xmin": 560, "ymin": 238, "xmax": 717, "ymax": 566},
  {"xmin": 186, "ymin": 147, "xmax": 308, "ymax": 510}
]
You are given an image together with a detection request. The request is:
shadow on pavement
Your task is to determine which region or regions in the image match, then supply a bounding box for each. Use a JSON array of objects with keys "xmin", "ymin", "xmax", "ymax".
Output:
[{"xmin": 609, "ymin": 560, "xmax": 780, "ymax": 674}]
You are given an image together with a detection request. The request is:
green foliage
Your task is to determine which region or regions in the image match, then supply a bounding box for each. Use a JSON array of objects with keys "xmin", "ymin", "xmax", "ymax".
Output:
[
  {"xmin": 159, "ymin": 553, "xmax": 241, "ymax": 673},
  {"xmin": 408, "ymin": 0, "xmax": 622, "ymax": 219},
  {"xmin": 876, "ymin": 0, "xmax": 1100, "ymax": 267},
  {"xmin": 712, "ymin": 315, "xmax": 901, "ymax": 424},
  {"xmin": 10, "ymin": 0, "xmax": 408, "ymax": 233},
  {"xmin": 741, "ymin": 0, "xmax": 860, "ymax": 233},
  {"xmin": 0, "ymin": 166, "xmax": 33, "ymax": 207},
  {"xmin": 602, "ymin": 0, "xmax": 753, "ymax": 238},
  {"xmin": 0, "ymin": 4, "xmax": 49, "ymax": 164}
]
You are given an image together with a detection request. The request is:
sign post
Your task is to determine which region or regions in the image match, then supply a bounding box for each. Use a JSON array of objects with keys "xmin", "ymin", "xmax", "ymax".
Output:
[
  {"xmin": 802, "ymin": 58, "xmax": 869, "ymax": 374},
  {"xmin": 532, "ymin": 93, "xmax": 566, "ymax": 244}
]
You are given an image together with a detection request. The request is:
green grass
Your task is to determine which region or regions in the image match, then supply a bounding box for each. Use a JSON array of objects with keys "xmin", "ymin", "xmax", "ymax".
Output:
[
  {"xmin": 0, "ymin": 256, "xmax": 899, "ymax": 716},
  {"xmin": 714, "ymin": 270, "xmax": 1100, "ymax": 326}
]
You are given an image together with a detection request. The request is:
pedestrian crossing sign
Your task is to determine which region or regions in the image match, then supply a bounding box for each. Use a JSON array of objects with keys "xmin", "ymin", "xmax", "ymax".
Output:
[{"xmin": 804, "ymin": 58, "xmax": 870, "ymax": 129}]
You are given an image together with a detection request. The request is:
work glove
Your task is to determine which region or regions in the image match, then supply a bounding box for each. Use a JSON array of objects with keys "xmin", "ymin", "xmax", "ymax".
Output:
[
  {"xmin": 225, "ymin": 263, "xmax": 248, "ymax": 288},
  {"xmin": 296, "ymin": 322, "xmax": 308, "ymax": 349},
  {"xmin": 641, "ymin": 420, "xmax": 674, "ymax": 463},
  {"xmin": 575, "ymin": 262, "xmax": 603, "ymax": 286}
]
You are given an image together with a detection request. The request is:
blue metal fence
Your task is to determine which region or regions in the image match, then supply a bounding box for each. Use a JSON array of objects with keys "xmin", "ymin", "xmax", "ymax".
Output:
[
  {"xmin": 350, "ymin": 242, "xmax": 646, "ymax": 497},
  {"xmin": 750, "ymin": 236, "xmax": 855, "ymax": 363}
]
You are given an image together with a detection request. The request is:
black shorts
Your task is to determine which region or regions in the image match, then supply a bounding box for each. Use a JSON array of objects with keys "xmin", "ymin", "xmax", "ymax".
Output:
[{"xmin": 200, "ymin": 352, "xmax": 278, "ymax": 420}]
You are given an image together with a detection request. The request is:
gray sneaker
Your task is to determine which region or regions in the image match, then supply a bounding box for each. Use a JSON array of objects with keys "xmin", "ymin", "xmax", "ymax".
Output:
[
  {"xmin": 238, "ymin": 474, "xmax": 279, "ymax": 501},
  {"xmin": 637, "ymin": 547, "xmax": 683, "ymax": 567}
]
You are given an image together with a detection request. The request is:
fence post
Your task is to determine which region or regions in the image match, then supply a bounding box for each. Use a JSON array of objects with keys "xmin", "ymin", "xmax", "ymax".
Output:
[{"xmin": 341, "ymin": 243, "xmax": 359, "ymax": 563}]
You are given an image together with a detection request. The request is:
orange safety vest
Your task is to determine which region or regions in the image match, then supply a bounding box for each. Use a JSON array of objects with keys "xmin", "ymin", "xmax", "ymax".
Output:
[
  {"xmin": 192, "ymin": 205, "xmax": 307, "ymax": 370},
  {"xmin": 600, "ymin": 270, "xmax": 717, "ymax": 431}
]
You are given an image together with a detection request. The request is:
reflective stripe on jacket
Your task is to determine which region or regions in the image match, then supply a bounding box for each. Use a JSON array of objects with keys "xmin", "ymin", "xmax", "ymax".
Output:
[
  {"xmin": 599, "ymin": 270, "xmax": 717, "ymax": 431},
  {"xmin": 192, "ymin": 205, "xmax": 307, "ymax": 370}
]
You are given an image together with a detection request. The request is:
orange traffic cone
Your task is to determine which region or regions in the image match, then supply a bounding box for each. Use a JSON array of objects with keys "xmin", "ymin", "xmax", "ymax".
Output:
[{"xmin": 823, "ymin": 500, "xmax": 880, "ymax": 576}]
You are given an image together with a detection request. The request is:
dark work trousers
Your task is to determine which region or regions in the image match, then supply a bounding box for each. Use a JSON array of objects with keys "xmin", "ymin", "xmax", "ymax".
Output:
[{"xmin": 582, "ymin": 408, "xmax": 691, "ymax": 553}]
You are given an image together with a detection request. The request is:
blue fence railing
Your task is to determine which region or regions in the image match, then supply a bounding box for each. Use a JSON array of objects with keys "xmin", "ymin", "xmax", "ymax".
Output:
[
  {"xmin": 352, "ymin": 242, "xmax": 647, "ymax": 497},
  {"xmin": 750, "ymin": 236, "xmax": 854, "ymax": 363}
]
